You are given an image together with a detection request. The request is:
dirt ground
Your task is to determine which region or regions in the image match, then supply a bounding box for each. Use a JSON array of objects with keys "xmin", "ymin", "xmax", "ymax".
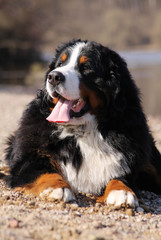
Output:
[{"xmin": 0, "ymin": 85, "xmax": 161, "ymax": 240}]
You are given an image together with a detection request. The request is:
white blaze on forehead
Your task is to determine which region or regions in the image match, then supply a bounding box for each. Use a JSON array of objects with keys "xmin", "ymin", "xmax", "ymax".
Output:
[
  {"xmin": 67, "ymin": 42, "xmax": 86, "ymax": 68},
  {"xmin": 51, "ymin": 42, "xmax": 86, "ymax": 100}
]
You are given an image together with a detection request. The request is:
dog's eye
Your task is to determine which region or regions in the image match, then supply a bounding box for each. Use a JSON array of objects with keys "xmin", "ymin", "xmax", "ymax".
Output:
[
  {"xmin": 80, "ymin": 63, "xmax": 91, "ymax": 72},
  {"xmin": 57, "ymin": 62, "xmax": 63, "ymax": 67},
  {"xmin": 57, "ymin": 53, "xmax": 68, "ymax": 68},
  {"xmin": 81, "ymin": 64, "xmax": 89, "ymax": 71}
]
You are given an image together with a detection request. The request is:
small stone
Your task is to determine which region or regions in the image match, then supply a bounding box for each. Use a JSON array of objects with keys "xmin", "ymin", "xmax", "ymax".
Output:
[
  {"xmin": 95, "ymin": 202, "xmax": 102, "ymax": 207},
  {"xmin": 5, "ymin": 196, "xmax": 10, "ymax": 200},
  {"xmin": 152, "ymin": 223, "xmax": 158, "ymax": 229},
  {"xmin": 60, "ymin": 202, "xmax": 66, "ymax": 209},
  {"xmin": 125, "ymin": 208, "xmax": 135, "ymax": 216},
  {"xmin": 86, "ymin": 193, "xmax": 92, "ymax": 197},
  {"xmin": 50, "ymin": 226, "xmax": 54, "ymax": 231},
  {"xmin": 94, "ymin": 207, "xmax": 99, "ymax": 212},
  {"xmin": 8, "ymin": 219, "xmax": 19, "ymax": 228},
  {"xmin": 75, "ymin": 229, "xmax": 81, "ymax": 235},
  {"xmin": 136, "ymin": 207, "xmax": 144, "ymax": 213},
  {"xmin": 103, "ymin": 209, "xmax": 109, "ymax": 215},
  {"xmin": 147, "ymin": 212, "xmax": 152, "ymax": 218},
  {"xmin": 70, "ymin": 201, "xmax": 79, "ymax": 209},
  {"xmin": 73, "ymin": 211, "xmax": 81, "ymax": 217},
  {"xmin": 89, "ymin": 235, "xmax": 105, "ymax": 240},
  {"xmin": 29, "ymin": 201, "xmax": 36, "ymax": 206},
  {"xmin": 94, "ymin": 223, "xmax": 106, "ymax": 229},
  {"xmin": 89, "ymin": 208, "xmax": 94, "ymax": 213}
]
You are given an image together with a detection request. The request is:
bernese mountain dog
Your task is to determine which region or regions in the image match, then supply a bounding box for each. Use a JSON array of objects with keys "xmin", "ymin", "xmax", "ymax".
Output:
[{"xmin": 5, "ymin": 39, "xmax": 161, "ymax": 209}]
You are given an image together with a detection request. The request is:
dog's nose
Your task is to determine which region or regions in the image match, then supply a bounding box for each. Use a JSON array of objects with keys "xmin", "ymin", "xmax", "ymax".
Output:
[{"xmin": 48, "ymin": 71, "xmax": 65, "ymax": 85}]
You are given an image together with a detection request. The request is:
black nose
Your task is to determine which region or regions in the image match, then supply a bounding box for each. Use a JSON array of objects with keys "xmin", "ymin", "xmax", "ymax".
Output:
[{"xmin": 48, "ymin": 71, "xmax": 65, "ymax": 85}]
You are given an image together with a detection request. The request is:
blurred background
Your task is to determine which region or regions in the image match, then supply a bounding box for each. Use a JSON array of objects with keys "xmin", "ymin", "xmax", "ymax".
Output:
[{"xmin": 0, "ymin": 0, "xmax": 161, "ymax": 115}]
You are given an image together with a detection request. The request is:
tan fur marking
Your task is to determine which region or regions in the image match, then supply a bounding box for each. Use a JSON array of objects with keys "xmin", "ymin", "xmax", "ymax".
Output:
[
  {"xmin": 97, "ymin": 179, "xmax": 136, "ymax": 203},
  {"xmin": 80, "ymin": 56, "xmax": 88, "ymax": 64},
  {"xmin": 61, "ymin": 53, "xmax": 67, "ymax": 62},
  {"xmin": 49, "ymin": 97, "xmax": 59, "ymax": 112},
  {"xmin": 16, "ymin": 173, "xmax": 72, "ymax": 196},
  {"xmin": 53, "ymin": 97, "xmax": 59, "ymax": 105},
  {"xmin": 80, "ymin": 82, "xmax": 104, "ymax": 113}
]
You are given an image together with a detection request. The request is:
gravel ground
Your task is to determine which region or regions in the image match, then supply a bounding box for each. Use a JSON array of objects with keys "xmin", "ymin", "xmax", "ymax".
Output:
[{"xmin": 0, "ymin": 85, "xmax": 161, "ymax": 240}]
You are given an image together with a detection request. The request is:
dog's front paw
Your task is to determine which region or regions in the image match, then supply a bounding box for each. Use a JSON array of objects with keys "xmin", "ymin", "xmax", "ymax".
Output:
[
  {"xmin": 40, "ymin": 187, "xmax": 75, "ymax": 202},
  {"xmin": 106, "ymin": 190, "xmax": 139, "ymax": 209},
  {"xmin": 97, "ymin": 179, "xmax": 139, "ymax": 209},
  {"xmin": 17, "ymin": 173, "xmax": 75, "ymax": 202}
]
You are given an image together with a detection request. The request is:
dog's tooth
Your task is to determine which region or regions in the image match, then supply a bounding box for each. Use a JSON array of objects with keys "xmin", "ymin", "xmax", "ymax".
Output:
[
  {"xmin": 72, "ymin": 98, "xmax": 83, "ymax": 108},
  {"xmin": 77, "ymin": 98, "xmax": 83, "ymax": 105}
]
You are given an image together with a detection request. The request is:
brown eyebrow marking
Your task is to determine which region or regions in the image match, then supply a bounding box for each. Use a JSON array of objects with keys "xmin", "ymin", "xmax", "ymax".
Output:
[
  {"xmin": 61, "ymin": 53, "xmax": 67, "ymax": 62},
  {"xmin": 80, "ymin": 56, "xmax": 88, "ymax": 64}
]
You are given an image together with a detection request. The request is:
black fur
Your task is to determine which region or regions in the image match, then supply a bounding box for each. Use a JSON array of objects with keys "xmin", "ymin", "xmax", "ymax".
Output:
[{"xmin": 5, "ymin": 39, "xmax": 161, "ymax": 195}]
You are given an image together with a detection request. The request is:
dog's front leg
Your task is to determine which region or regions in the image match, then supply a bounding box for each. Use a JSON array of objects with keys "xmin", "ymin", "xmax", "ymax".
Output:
[
  {"xmin": 98, "ymin": 179, "xmax": 139, "ymax": 209},
  {"xmin": 16, "ymin": 173, "xmax": 75, "ymax": 202}
]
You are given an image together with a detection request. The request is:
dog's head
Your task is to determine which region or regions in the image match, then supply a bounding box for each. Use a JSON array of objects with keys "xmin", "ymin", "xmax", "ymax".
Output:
[{"xmin": 46, "ymin": 39, "xmax": 139, "ymax": 126}]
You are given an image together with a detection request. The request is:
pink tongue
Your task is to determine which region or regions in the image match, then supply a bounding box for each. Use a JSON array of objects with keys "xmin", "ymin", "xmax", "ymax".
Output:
[{"xmin": 46, "ymin": 98, "xmax": 73, "ymax": 123}]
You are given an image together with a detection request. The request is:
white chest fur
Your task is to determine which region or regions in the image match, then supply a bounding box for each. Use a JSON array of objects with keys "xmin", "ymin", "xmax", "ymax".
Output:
[{"xmin": 60, "ymin": 122, "xmax": 130, "ymax": 195}]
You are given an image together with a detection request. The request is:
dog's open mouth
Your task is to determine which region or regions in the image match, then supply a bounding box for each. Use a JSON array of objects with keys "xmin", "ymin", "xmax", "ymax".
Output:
[{"xmin": 46, "ymin": 92, "xmax": 88, "ymax": 123}]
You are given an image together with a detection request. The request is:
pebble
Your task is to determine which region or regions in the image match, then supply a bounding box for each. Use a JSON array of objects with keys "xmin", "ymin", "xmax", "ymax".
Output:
[
  {"xmin": 152, "ymin": 223, "xmax": 158, "ymax": 229},
  {"xmin": 28, "ymin": 201, "xmax": 36, "ymax": 206},
  {"xmin": 89, "ymin": 235, "xmax": 105, "ymax": 240},
  {"xmin": 136, "ymin": 207, "xmax": 144, "ymax": 213},
  {"xmin": 73, "ymin": 211, "xmax": 81, "ymax": 217},
  {"xmin": 125, "ymin": 208, "xmax": 135, "ymax": 216},
  {"xmin": 70, "ymin": 202, "xmax": 79, "ymax": 209},
  {"xmin": 8, "ymin": 219, "xmax": 19, "ymax": 228},
  {"xmin": 89, "ymin": 208, "xmax": 94, "ymax": 213}
]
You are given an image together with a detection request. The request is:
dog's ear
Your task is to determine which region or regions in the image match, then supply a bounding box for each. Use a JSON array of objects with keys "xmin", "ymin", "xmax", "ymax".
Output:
[{"xmin": 105, "ymin": 49, "xmax": 129, "ymax": 112}]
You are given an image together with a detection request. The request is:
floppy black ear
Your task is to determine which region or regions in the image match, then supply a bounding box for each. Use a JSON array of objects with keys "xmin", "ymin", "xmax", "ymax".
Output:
[{"xmin": 106, "ymin": 49, "xmax": 130, "ymax": 112}]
